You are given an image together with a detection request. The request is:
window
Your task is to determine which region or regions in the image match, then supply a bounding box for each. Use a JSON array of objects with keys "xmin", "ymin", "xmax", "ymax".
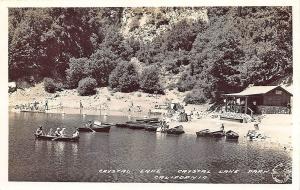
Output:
[{"xmin": 275, "ymin": 90, "xmax": 282, "ymax": 95}]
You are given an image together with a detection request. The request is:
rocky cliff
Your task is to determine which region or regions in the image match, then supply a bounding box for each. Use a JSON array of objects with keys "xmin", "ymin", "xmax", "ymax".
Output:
[{"xmin": 120, "ymin": 7, "xmax": 208, "ymax": 43}]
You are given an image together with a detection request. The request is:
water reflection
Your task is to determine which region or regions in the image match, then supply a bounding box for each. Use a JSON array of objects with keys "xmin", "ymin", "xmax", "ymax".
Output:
[
  {"xmin": 71, "ymin": 143, "xmax": 78, "ymax": 156},
  {"xmin": 103, "ymin": 115, "xmax": 107, "ymax": 122},
  {"xmin": 46, "ymin": 140, "xmax": 53, "ymax": 152},
  {"xmin": 54, "ymin": 141, "xmax": 66, "ymax": 157},
  {"xmin": 34, "ymin": 140, "xmax": 44, "ymax": 153}
]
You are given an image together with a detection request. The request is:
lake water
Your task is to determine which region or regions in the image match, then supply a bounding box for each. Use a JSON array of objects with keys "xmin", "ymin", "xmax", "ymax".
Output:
[{"xmin": 9, "ymin": 112, "xmax": 292, "ymax": 183}]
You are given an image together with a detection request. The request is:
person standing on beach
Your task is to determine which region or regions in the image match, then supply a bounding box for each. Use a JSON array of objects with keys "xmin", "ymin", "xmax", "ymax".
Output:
[
  {"xmin": 80, "ymin": 100, "xmax": 83, "ymax": 109},
  {"xmin": 45, "ymin": 100, "xmax": 48, "ymax": 110},
  {"xmin": 254, "ymin": 123, "xmax": 259, "ymax": 130}
]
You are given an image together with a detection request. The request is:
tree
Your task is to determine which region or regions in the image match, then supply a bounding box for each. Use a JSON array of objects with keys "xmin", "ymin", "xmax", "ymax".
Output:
[
  {"xmin": 140, "ymin": 66, "xmax": 164, "ymax": 94},
  {"xmin": 89, "ymin": 48, "xmax": 118, "ymax": 87},
  {"xmin": 66, "ymin": 57, "xmax": 90, "ymax": 88},
  {"xmin": 109, "ymin": 61, "xmax": 139, "ymax": 92},
  {"xmin": 161, "ymin": 19, "xmax": 206, "ymax": 51},
  {"xmin": 9, "ymin": 8, "xmax": 53, "ymax": 82}
]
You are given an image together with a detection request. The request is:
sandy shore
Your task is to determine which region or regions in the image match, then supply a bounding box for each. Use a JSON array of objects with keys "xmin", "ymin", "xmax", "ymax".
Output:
[
  {"xmin": 168, "ymin": 114, "xmax": 292, "ymax": 151},
  {"xmin": 9, "ymin": 83, "xmax": 189, "ymax": 115}
]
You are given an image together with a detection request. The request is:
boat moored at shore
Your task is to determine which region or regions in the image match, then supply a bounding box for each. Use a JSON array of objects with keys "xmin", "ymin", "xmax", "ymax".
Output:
[
  {"xmin": 225, "ymin": 130, "xmax": 239, "ymax": 140},
  {"xmin": 166, "ymin": 125, "xmax": 185, "ymax": 135}
]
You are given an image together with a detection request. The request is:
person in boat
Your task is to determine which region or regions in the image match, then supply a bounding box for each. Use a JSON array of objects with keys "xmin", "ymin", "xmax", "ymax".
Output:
[
  {"xmin": 86, "ymin": 120, "xmax": 93, "ymax": 128},
  {"xmin": 60, "ymin": 128, "xmax": 66, "ymax": 137},
  {"xmin": 35, "ymin": 126, "xmax": 43, "ymax": 136},
  {"xmin": 47, "ymin": 128, "xmax": 53, "ymax": 136},
  {"xmin": 72, "ymin": 128, "xmax": 79, "ymax": 137},
  {"xmin": 54, "ymin": 128, "xmax": 61, "ymax": 137}
]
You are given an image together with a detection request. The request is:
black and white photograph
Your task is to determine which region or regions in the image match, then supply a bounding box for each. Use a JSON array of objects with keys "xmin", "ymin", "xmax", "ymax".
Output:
[{"xmin": 1, "ymin": 1, "xmax": 299, "ymax": 189}]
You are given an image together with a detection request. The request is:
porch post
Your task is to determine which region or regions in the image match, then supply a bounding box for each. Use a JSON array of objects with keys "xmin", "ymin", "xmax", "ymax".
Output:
[
  {"xmin": 244, "ymin": 96, "xmax": 248, "ymax": 114},
  {"xmin": 234, "ymin": 97, "xmax": 236, "ymax": 112},
  {"xmin": 225, "ymin": 97, "xmax": 227, "ymax": 112}
]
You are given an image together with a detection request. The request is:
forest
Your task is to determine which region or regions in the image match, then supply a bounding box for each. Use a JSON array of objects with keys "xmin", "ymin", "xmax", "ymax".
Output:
[{"xmin": 8, "ymin": 7, "xmax": 292, "ymax": 103}]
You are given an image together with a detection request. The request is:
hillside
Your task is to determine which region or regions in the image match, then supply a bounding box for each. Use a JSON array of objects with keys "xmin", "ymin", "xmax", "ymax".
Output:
[{"xmin": 9, "ymin": 7, "xmax": 292, "ymax": 103}]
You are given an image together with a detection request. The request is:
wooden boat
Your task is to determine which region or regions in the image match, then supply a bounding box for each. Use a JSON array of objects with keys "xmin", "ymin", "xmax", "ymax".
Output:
[
  {"xmin": 116, "ymin": 121, "xmax": 142, "ymax": 128},
  {"xmin": 127, "ymin": 123, "xmax": 146, "ymax": 130},
  {"xmin": 115, "ymin": 123, "xmax": 129, "ymax": 128},
  {"xmin": 136, "ymin": 118, "xmax": 159, "ymax": 123},
  {"xmin": 166, "ymin": 125, "xmax": 185, "ymax": 135},
  {"xmin": 196, "ymin": 129, "xmax": 211, "ymax": 137},
  {"xmin": 144, "ymin": 125, "xmax": 160, "ymax": 132},
  {"xmin": 210, "ymin": 130, "xmax": 225, "ymax": 138},
  {"xmin": 116, "ymin": 123, "xmax": 128, "ymax": 128},
  {"xmin": 34, "ymin": 134, "xmax": 79, "ymax": 142},
  {"xmin": 78, "ymin": 120, "xmax": 112, "ymax": 132},
  {"xmin": 21, "ymin": 109, "xmax": 45, "ymax": 113},
  {"xmin": 78, "ymin": 125, "xmax": 111, "ymax": 132},
  {"xmin": 246, "ymin": 130, "xmax": 266, "ymax": 141},
  {"xmin": 225, "ymin": 130, "xmax": 239, "ymax": 140},
  {"xmin": 116, "ymin": 118, "xmax": 160, "ymax": 130},
  {"xmin": 117, "ymin": 120, "xmax": 157, "ymax": 129}
]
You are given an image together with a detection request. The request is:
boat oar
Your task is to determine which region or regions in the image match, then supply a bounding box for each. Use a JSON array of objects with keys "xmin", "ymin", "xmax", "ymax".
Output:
[
  {"xmin": 85, "ymin": 124, "xmax": 96, "ymax": 133},
  {"xmin": 89, "ymin": 127, "xmax": 96, "ymax": 133},
  {"xmin": 51, "ymin": 136, "xmax": 60, "ymax": 141}
]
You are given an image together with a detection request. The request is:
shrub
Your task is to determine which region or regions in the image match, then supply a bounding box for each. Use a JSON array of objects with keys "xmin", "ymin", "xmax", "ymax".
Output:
[
  {"xmin": 140, "ymin": 66, "xmax": 164, "ymax": 94},
  {"xmin": 167, "ymin": 83, "xmax": 177, "ymax": 91},
  {"xmin": 44, "ymin": 78, "xmax": 57, "ymax": 93},
  {"xmin": 184, "ymin": 89, "xmax": 207, "ymax": 105},
  {"xmin": 177, "ymin": 73, "xmax": 197, "ymax": 92},
  {"xmin": 77, "ymin": 77, "xmax": 97, "ymax": 96},
  {"xmin": 55, "ymin": 82, "xmax": 64, "ymax": 91},
  {"xmin": 16, "ymin": 79, "xmax": 33, "ymax": 89},
  {"xmin": 66, "ymin": 57, "xmax": 90, "ymax": 89},
  {"xmin": 109, "ymin": 61, "xmax": 139, "ymax": 93}
]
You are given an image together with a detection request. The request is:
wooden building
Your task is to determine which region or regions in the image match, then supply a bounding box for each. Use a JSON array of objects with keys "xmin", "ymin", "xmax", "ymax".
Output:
[{"xmin": 223, "ymin": 86, "xmax": 292, "ymax": 115}]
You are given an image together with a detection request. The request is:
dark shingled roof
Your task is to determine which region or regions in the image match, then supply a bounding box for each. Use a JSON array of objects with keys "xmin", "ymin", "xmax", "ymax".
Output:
[{"xmin": 224, "ymin": 86, "xmax": 293, "ymax": 97}]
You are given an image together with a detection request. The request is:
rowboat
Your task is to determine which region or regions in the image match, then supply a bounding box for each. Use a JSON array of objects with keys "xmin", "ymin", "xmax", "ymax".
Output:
[
  {"xmin": 246, "ymin": 130, "xmax": 266, "ymax": 141},
  {"xmin": 116, "ymin": 121, "xmax": 143, "ymax": 128},
  {"xmin": 210, "ymin": 130, "xmax": 225, "ymax": 138},
  {"xmin": 34, "ymin": 134, "xmax": 79, "ymax": 142},
  {"xmin": 78, "ymin": 120, "xmax": 112, "ymax": 132},
  {"xmin": 225, "ymin": 130, "xmax": 239, "ymax": 140},
  {"xmin": 21, "ymin": 110, "xmax": 45, "ymax": 113},
  {"xmin": 136, "ymin": 118, "xmax": 159, "ymax": 123},
  {"xmin": 127, "ymin": 123, "xmax": 146, "ymax": 130},
  {"xmin": 144, "ymin": 125, "xmax": 160, "ymax": 132},
  {"xmin": 196, "ymin": 129, "xmax": 211, "ymax": 137},
  {"xmin": 115, "ymin": 123, "xmax": 129, "ymax": 128},
  {"xmin": 166, "ymin": 125, "xmax": 185, "ymax": 135},
  {"xmin": 78, "ymin": 125, "xmax": 111, "ymax": 132}
]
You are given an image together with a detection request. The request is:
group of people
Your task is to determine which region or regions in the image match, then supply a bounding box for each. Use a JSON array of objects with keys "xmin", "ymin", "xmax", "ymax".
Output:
[
  {"xmin": 16, "ymin": 99, "xmax": 49, "ymax": 111},
  {"xmin": 35, "ymin": 126, "xmax": 79, "ymax": 137}
]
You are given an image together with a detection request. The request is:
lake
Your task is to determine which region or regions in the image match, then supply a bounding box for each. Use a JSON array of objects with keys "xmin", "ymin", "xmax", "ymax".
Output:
[{"xmin": 9, "ymin": 112, "xmax": 292, "ymax": 183}]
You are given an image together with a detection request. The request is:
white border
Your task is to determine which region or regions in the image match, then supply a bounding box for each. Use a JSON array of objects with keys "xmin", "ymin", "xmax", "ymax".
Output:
[{"xmin": 0, "ymin": 1, "xmax": 299, "ymax": 190}]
